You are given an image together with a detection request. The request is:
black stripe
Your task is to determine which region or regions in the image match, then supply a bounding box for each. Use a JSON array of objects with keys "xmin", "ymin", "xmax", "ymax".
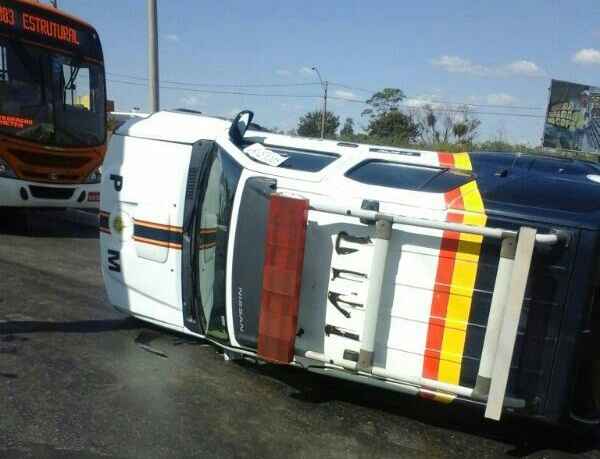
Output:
[
  {"xmin": 134, "ymin": 224, "xmax": 183, "ymax": 246},
  {"xmin": 197, "ymin": 231, "xmax": 216, "ymax": 247},
  {"xmin": 99, "ymin": 213, "xmax": 110, "ymax": 231},
  {"xmin": 459, "ymin": 234, "xmax": 501, "ymax": 388}
]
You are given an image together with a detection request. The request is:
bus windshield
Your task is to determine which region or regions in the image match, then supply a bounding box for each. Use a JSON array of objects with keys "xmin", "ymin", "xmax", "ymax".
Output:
[{"xmin": 0, "ymin": 38, "xmax": 105, "ymax": 148}]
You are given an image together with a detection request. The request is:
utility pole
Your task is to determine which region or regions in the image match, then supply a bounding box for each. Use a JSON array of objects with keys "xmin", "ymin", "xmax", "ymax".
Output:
[
  {"xmin": 321, "ymin": 81, "xmax": 328, "ymax": 140},
  {"xmin": 148, "ymin": 0, "xmax": 160, "ymax": 112},
  {"xmin": 312, "ymin": 66, "xmax": 328, "ymax": 139}
]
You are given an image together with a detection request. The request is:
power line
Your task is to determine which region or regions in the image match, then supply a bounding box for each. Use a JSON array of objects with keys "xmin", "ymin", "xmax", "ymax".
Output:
[
  {"xmin": 107, "ymin": 79, "xmax": 546, "ymax": 119},
  {"xmin": 107, "ymin": 72, "xmax": 321, "ymax": 88},
  {"xmin": 108, "ymin": 78, "xmax": 323, "ymax": 98},
  {"xmin": 329, "ymin": 96, "xmax": 545, "ymax": 118},
  {"xmin": 329, "ymin": 82, "xmax": 545, "ymax": 111},
  {"xmin": 106, "ymin": 71, "xmax": 545, "ymax": 112}
]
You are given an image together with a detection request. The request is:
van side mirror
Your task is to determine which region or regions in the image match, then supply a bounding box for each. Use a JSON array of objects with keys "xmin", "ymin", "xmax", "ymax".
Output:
[{"xmin": 229, "ymin": 110, "xmax": 254, "ymax": 147}]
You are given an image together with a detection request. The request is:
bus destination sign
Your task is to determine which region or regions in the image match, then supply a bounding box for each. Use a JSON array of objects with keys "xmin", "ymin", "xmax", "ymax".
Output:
[{"xmin": 0, "ymin": 2, "xmax": 82, "ymax": 47}]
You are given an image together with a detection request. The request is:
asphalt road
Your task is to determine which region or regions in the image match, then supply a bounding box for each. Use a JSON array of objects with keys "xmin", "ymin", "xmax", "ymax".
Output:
[{"xmin": 0, "ymin": 210, "xmax": 599, "ymax": 459}]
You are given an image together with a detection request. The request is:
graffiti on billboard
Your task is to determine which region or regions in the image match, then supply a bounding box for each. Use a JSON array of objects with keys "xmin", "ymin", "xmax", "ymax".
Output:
[{"xmin": 543, "ymin": 79, "xmax": 600, "ymax": 153}]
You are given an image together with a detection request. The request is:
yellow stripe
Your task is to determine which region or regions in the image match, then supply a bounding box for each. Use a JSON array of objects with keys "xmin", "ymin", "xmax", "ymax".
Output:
[
  {"xmin": 460, "ymin": 181, "xmax": 485, "ymax": 213},
  {"xmin": 454, "ymin": 152, "xmax": 473, "ymax": 171},
  {"xmin": 421, "ymin": 389, "xmax": 456, "ymax": 404},
  {"xmin": 437, "ymin": 172, "xmax": 487, "ymax": 385}
]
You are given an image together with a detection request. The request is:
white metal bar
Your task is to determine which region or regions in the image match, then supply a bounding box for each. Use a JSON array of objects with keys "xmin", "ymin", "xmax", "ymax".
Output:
[
  {"xmin": 473, "ymin": 237, "xmax": 516, "ymax": 399},
  {"xmin": 485, "ymin": 227, "xmax": 537, "ymax": 421},
  {"xmin": 309, "ymin": 201, "xmax": 559, "ymax": 245},
  {"xmin": 304, "ymin": 351, "xmax": 474, "ymax": 397},
  {"xmin": 357, "ymin": 220, "xmax": 392, "ymax": 371}
]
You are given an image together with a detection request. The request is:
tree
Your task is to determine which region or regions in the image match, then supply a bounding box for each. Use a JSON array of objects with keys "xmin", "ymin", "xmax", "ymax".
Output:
[
  {"xmin": 453, "ymin": 105, "xmax": 481, "ymax": 144},
  {"xmin": 297, "ymin": 110, "xmax": 340, "ymax": 138},
  {"xmin": 361, "ymin": 88, "xmax": 406, "ymax": 118},
  {"xmin": 453, "ymin": 122, "xmax": 469, "ymax": 141},
  {"xmin": 362, "ymin": 88, "xmax": 420, "ymax": 145},
  {"xmin": 419, "ymin": 105, "xmax": 442, "ymax": 144},
  {"xmin": 367, "ymin": 111, "xmax": 421, "ymax": 144},
  {"xmin": 340, "ymin": 118, "xmax": 355, "ymax": 138},
  {"xmin": 417, "ymin": 104, "xmax": 481, "ymax": 146}
]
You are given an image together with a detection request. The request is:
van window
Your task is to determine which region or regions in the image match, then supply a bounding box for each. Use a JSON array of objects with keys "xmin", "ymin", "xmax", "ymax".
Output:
[
  {"xmin": 274, "ymin": 147, "xmax": 338, "ymax": 172},
  {"xmin": 346, "ymin": 160, "xmax": 473, "ymax": 192},
  {"xmin": 245, "ymin": 143, "xmax": 338, "ymax": 172}
]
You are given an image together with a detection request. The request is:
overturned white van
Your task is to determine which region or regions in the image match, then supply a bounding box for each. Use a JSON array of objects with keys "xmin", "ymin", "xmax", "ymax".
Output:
[{"xmin": 100, "ymin": 110, "xmax": 600, "ymax": 426}]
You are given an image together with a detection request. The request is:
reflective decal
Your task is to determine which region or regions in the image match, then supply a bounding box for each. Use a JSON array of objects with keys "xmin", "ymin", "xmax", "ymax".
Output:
[
  {"xmin": 98, "ymin": 211, "xmax": 110, "ymax": 234},
  {"xmin": 422, "ymin": 152, "xmax": 487, "ymax": 400},
  {"xmin": 133, "ymin": 219, "xmax": 183, "ymax": 250}
]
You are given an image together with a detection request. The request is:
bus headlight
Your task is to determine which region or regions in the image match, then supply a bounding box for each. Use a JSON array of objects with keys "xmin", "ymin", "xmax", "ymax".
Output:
[
  {"xmin": 85, "ymin": 167, "xmax": 102, "ymax": 184},
  {"xmin": 0, "ymin": 158, "xmax": 16, "ymax": 178}
]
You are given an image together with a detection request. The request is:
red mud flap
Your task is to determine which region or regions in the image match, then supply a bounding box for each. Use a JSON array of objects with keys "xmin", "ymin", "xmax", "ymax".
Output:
[{"xmin": 257, "ymin": 194, "xmax": 309, "ymax": 364}]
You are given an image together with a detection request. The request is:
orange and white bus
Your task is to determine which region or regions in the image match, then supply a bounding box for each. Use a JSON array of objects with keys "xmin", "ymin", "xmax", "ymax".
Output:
[{"xmin": 0, "ymin": 0, "xmax": 105, "ymax": 208}]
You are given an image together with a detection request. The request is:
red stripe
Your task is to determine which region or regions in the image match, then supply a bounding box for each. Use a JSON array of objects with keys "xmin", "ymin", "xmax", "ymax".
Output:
[
  {"xmin": 422, "ymin": 184, "xmax": 466, "ymax": 380},
  {"xmin": 438, "ymin": 152, "xmax": 455, "ymax": 168},
  {"xmin": 444, "ymin": 187, "xmax": 464, "ymax": 210},
  {"xmin": 423, "ymin": 228, "xmax": 460, "ymax": 378}
]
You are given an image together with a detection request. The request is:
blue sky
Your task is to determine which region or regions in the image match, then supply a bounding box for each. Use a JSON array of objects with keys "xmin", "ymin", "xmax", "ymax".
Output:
[{"xmin": 59, "ymin": 0, "xmax": 600, "ymax": 144}]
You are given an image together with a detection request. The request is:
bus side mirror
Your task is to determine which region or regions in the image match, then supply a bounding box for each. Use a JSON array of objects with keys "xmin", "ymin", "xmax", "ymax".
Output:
[{"xmin": 229, "ymin": 110, "xmax": 254, "ymax": 147}]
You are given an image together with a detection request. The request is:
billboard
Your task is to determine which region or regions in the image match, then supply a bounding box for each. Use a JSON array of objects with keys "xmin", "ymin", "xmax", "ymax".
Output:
[{"xmin": 543, "ymin": 79, "xmax": 600, "ymax": 153}]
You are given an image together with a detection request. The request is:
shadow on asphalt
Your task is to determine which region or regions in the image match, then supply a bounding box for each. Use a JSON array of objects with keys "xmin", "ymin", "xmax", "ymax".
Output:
[
  {"xmin": 0, "ymin": 317, "xmax": 141, "ymax": 335},
  {"xmin": 1, "ymin": 444, "xmax": 120, "ymax": 458},
  {"xmin": 0, "ymin": 209, "xmax": 98, "ymax": 239},
  {"xmin": 235, "ymin": 360, "xmax": 599, "ymax": 458},
  {"xmin": 1, "ymin": 313, "xmax": 596, "ymax": 456}
]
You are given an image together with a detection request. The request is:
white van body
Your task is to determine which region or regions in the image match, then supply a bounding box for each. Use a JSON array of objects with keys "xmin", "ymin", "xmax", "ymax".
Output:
[{"xmin": 100, "ymin": 110, "xmax": 560, "ymax": 422}]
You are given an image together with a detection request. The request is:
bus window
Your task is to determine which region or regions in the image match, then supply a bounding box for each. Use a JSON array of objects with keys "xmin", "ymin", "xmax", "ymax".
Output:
[
  {"xmin": 0, "ymin": 45, "xmax": 7, "ymax": 81},
  {"xmin": 62, "ymin": 64, "xmax": 92, "ymax": 110}
]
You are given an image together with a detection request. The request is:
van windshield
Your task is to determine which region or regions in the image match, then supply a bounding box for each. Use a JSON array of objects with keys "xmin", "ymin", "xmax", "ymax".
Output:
[{"xmin": 194, "ymin": 146, "xmax": 241, "ymax": 339}]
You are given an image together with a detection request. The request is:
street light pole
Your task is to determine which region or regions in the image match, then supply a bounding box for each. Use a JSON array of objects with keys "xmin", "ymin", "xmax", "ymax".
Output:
[
  {"xmin": 312, "ymin": 66, "xmax": 328, "ymax": 139},
  {"xmin": 148, "ymin": 0, "xmax": 160, "ymax": 113}
]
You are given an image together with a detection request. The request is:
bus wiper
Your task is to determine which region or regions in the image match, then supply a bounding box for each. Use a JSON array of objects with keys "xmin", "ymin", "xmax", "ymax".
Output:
[{"xmin": 65, "ymin": 64, "xmax": 80, "ymax": 94}]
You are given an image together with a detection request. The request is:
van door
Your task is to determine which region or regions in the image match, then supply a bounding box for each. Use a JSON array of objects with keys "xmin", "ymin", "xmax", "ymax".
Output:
[{"xmin": 100, "ymin": 134, "xmax": 193, "ymax": 329}]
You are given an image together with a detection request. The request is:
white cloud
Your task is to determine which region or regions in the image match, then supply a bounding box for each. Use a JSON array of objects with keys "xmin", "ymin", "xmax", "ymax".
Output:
[
  {"xmin": 163, "ymin": 33, "xmax": 180, "ymax": 43},
  {"xmin": 275, "ymin": 69, "xmax": 292, "ymax": 77},
  {"xmin": 486, "ymin": 93, "xmax": 518, "ymax": 106},
  {"xmin": 404, "ymin": 95, "xmax": 445, "ymax": 109},
  {"xmin": 431, "ymin": 55, "xmax": 487, "ymax": 76},
  {"xmin": 505, "ymin": 60, "xmax": 543, "ymax": 77},
  {"xmin": 334, "ymin": 89, "xmax": 357, "ymax": 99},
  {"xmin": 573, "ymin": 48, "xmax": 600, "ymax": 64},
  {"xmin": 179, "ymin": 94, "xmax": 208, "ymax": 108},
  {"xmin": 431, "ymin": 55, "xmax": 544, "ymax": 78},
  {"xmin": 300, "ymin": 66, "xmax": 314, "ymax": 76}
]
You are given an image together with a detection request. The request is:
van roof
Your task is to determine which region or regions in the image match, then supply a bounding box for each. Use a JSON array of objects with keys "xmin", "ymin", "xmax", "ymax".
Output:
[{"xmin": 117, "ymin": 110, "xmax": 441, "ymax": 160}]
